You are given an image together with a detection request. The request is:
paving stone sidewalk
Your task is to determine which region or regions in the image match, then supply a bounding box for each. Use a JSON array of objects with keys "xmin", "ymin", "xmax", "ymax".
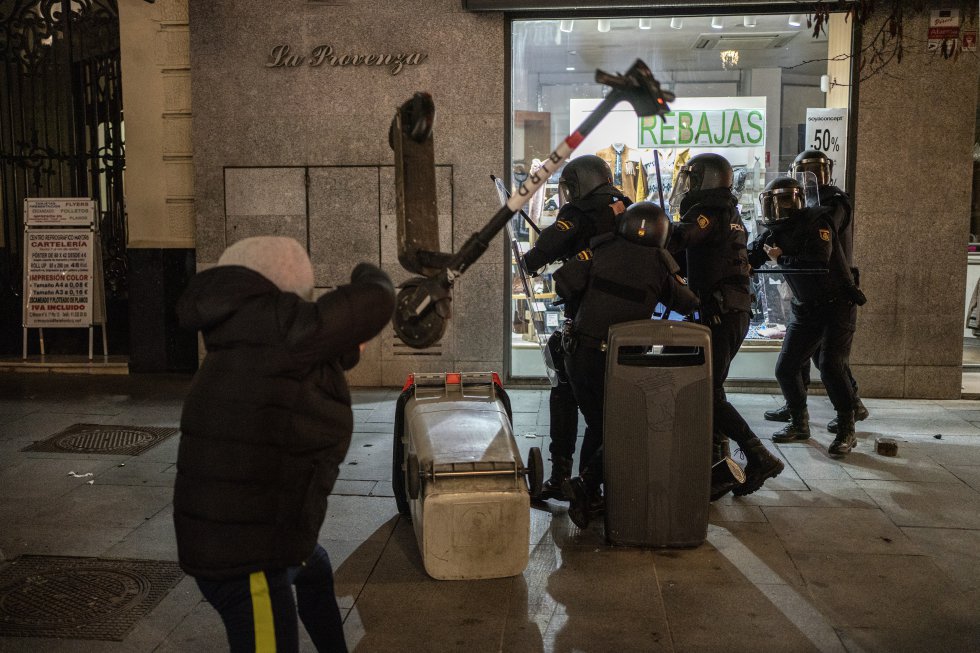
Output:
[{"xmin": 1, "ymin": 373, "xmax": 979, "ymax": 652}]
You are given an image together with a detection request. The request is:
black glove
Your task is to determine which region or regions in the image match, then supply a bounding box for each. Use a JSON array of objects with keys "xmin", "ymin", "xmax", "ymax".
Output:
[
  {"xmin": 351, "ymin": 263, "xmax": 394, "ymax": 293},
  {"xmin": 846, "ymin": 285, "xmax": 867, "ymax": 306}
]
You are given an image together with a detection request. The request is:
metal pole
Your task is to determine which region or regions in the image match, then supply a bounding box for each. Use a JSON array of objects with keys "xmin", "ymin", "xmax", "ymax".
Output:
[{"xmin": 653, "ymin": 149, "xmax": 665, "ymax": 208}]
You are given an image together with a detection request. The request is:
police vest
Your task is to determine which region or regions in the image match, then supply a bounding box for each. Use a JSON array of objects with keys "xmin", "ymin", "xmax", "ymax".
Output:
[
  {"xmin": 573, "ymin": 235, "xmax": 677, "ymax": 342},
  {"xmin": 682, "ymin": 200, "xmax": 751, "ymax": 316}
]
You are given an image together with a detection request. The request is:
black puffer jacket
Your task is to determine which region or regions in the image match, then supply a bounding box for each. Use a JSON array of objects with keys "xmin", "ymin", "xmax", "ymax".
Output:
[{"xmin": 174, "ymin": 263, "xmax": 395, "ymax": 580}]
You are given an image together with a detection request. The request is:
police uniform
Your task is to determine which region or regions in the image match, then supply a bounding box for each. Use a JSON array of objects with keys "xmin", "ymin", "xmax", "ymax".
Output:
[
  {"xmin": 522, "ymin": 184, "xmax": 629, "ymax": 492},
  {"xmin": 667, "ymin": 188, "xmax": 756, "ymax": 452},
  {"xmin": 792, "ymin": 185, "xmax": 865, "ymax": 426},
  {"xmin": 560, "ymin": 233, "xmax": 697, "ymax": 495},
  {"xmin": 560, "ymin": 223, "xmax": 698, "ymax": 525},
  {"xmin": 748, "ymin": 206, "xmax": 858, "ymax": 423}
]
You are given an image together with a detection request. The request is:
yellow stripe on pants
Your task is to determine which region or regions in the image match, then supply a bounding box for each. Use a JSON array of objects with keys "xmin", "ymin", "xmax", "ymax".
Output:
[{"xmin": 249, "ymin": 571, "xmax": 276, "ymax": 652}]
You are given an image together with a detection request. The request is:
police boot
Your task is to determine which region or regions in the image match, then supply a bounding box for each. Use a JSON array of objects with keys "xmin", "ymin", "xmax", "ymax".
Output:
[
  {"xmin": 732, "ymin": 438, "xmax": 785, "ymax": 497},
  {"xmin": 764, "ymin": 403, "xmax": 793, "ymax": 422},
  {"xmin": 827, "ymin": 398, "xmax": 870, "ymax": 433},
  {"xmin": 771, "ymin": 406, "xmax": 810, "ymax": 443},
  {"xmin": 710, "ymin": 438, "xmax": 745, "ymax": 501},
  {"xmin": 828, "ymin": 411, "xmax": 857, "ymax": 456},
  {"xmin": 539, "ymin": 456, "xmax": 573, "ymax": 501},
  {"xmin": 563, "ymin": 474, "xmax": 603, "ymax": 529}
]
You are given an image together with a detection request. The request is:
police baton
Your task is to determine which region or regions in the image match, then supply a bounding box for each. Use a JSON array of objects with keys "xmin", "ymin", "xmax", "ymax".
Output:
[{"xmin": 490, "ymin": 175, "xmax": 541, "ymax": 235}]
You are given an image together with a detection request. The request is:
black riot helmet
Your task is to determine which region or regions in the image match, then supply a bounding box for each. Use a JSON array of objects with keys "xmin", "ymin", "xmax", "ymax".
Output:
[
  {"xmin": 667, "ymin": 152, "xmax": 733, "ymax": 214},
  {"xmin": 684, "ymin": 152, "xmax": 734, "ymax": 192},
  {"xmin": 790, "ymin": 149, "xmax": 833, "ymax": 186},
  {"xmin": 617, "ymin": 201, "xmax": 670, "ymax": 248},
  {"xmin": 760, "ymin": 176, "xmax": 805, "ymax": 227},
  {"xmin": 558, "ymin": 155, "xmax": 613, "ymax": 204}
]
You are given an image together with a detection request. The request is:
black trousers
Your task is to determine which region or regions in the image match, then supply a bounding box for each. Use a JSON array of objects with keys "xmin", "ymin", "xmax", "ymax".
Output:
[
  {"xmin": 195, "ymin": 544, "xmax": 347, "ymax": 653},
  {"xmin": 565, "ymin": 343, "xmax": 607, "ymax": 487},
  {"xmin": 707, "ymin": 311, "xmax": 759, "ymax": 449},
  {"xmin": 800, "ymin": 345, "xmax": 861, "ymax": 400},
  {"xmin": 776, "ymin": 300, "xmax": 857, "ymax": 414},
  {"xmin": 546, "ymin": 329, "xmax": 580, "ymax": 465}
]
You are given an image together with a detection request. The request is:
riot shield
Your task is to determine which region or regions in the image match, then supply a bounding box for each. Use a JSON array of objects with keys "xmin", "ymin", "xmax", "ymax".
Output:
[{"xmin": 493, "ymin": 177, "xmax": 559, "ymax": 386}]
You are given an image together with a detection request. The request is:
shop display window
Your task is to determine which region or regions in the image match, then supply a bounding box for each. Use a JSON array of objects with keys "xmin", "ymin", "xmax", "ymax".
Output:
[{"xmin": 508, "ymin": 14, "xmax": 852, "ymax": 378}]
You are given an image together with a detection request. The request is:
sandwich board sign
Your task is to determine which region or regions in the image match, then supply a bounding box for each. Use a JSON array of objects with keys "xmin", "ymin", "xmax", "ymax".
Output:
[{"xmin": 22, "ymin": 198, "xmax": 108, "ymax": 360}]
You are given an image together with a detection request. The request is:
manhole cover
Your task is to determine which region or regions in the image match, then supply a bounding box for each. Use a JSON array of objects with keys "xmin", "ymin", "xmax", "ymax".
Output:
[
  {"xmin": 0, "ymin": 556, "xmax": 184, "ymax": 641},
  {"xmin": 23, "ymin": 424, "xmax": 178, "ymax": 456}
]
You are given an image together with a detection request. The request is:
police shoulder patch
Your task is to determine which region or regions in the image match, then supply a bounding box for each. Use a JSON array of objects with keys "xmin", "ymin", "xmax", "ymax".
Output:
[
  {"xmin": 697, "ymin": 215, "xmax": 710, "ymax": 229},
  {"xmin": 575, "ymin": 249, "xmax": 592, "ymax": 261},
  {"xmin": 818, "ymin": 228, "xmax": 831, "ymax": 242},
  {"xmin": 555, "ymin": 220, "xmax": 573, "ymax": 232}
]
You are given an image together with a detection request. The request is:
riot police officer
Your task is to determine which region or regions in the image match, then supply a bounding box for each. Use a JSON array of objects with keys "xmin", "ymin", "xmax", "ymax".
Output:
[
  {"xmin": 560, "ymin": 202, "xmax": 699, "ymax": 527},
  {"xmin": 748, "ymin": 176, "xmax": 859, "ymax": 455},
  {"xmin": 522, "ymin": 155, "xmax": 630, "ymax": 500},
  {"xmin": 763, "ymin": 150, "xmax": 869, "ymax": 434},
  {"xmin": 666, "ymin": 153, "xmax": 785, "ymax": 497}
]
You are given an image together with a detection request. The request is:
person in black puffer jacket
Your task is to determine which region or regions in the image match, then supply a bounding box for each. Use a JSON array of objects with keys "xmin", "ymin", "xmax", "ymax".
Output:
[{"xmin": 174, "ymin": 236, "xmax": 394, "ymax": 653}]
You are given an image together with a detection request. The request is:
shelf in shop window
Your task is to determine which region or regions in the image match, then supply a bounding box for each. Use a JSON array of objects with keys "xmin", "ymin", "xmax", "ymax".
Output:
[
  {"xmin": 741, "ymin": 339, "xmax": 784, "ymax": 352},
  {"xmin": 512, "ymin": 292, "xmax": 556, "ymax": 300}
]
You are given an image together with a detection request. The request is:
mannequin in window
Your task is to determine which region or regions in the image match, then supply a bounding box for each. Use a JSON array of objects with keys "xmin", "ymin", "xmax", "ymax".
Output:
[{"xmin": 595, "ymin": 143, "xmax": 646, "ymax": 203}]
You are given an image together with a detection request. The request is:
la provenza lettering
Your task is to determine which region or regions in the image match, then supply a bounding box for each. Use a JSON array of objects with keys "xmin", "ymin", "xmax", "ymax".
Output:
[{"xmin": 266, "ymin": 44, "xmax": 427, "ymax": 76}]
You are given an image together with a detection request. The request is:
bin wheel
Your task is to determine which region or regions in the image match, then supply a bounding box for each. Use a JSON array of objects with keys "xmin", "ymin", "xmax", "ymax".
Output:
[
  {"xmin": 407, "ymin": 453, "xmax": 421, "ymax": 500},
  {"xmin": 392, "ymin": 432, "xmax": 410, "ymax": 516},
  {"xmin": 527, "ymin": 447, "xmax": 543, "ymax": 499}
]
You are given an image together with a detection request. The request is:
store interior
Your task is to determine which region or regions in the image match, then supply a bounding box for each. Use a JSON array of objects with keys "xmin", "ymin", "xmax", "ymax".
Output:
[{"xmin": 507, "ymin": 13, "xmax": 852, "ymax": 379}]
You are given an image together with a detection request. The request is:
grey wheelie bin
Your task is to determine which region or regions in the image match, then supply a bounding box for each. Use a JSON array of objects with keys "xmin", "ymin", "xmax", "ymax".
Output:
[
  {"xmin": 392, "ymin": 371, "xmax": 543, "ymax": 580},
  {"xmin": 603, "ymin": 320, "xmax": 713, "ymax": 547}
]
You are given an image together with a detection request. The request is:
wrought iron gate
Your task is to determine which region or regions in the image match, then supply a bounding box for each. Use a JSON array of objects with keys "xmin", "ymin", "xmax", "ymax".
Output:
[{"xmin": 0, "ymin": 0, "xmax": 126, "ymax": 354}]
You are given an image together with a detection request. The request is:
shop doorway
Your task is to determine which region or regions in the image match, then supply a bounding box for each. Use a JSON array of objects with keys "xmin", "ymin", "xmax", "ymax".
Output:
[{"xmin": 0, "ymin": 0, "xmax": 128, "ymax": 356}]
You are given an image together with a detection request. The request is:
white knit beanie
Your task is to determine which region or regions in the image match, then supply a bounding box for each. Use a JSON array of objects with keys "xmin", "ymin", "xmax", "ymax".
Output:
[{"xmin": 217, "ymin": 236, "xmax": 315, "ymax": 299}]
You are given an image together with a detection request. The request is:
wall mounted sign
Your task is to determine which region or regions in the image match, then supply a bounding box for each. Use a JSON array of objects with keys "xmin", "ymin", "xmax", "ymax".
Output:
[
  {"xmin": 805, "ymin": 108, "xmax": 848, "ymax": 190},
  {"xmin": 927, "ymin": 9, "xmax": 961, "ymax": 52},
  {"xmin": 266, "ymin": 44, "xmax": 427, "ymax": 75}
]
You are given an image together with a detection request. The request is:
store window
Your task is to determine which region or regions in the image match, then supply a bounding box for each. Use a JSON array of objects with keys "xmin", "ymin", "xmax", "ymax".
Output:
[
  {"xmin": 962, "ymin": 99, "xmax": 980, "ymax": 369},
  {"xmin": 508, "ymin": 13, "xmax": 853, "ymax": 379}
]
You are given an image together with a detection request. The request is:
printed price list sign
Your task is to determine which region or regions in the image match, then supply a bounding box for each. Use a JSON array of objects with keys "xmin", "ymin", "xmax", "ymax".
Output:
[
  {"xmin": 24, "ymin": 230, "xmax": 94, "ymax": 327},
  {"xmin": 25, "ymin": 198, "xmax": 95, "ymax": 226}
]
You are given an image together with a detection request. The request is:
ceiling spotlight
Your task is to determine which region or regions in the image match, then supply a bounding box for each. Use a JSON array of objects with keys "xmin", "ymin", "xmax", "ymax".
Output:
[
  {"xmin": 788, "ymin": 14, "xmax": 803, "ymax": 27},
  {"xmin": 743, "ymin": 16, "xmax": 757, "ymax": 28},
  {"xmin": 597, "ymin": 19, "xmax": 611, "ymax": 33},
  {"xmin": 669, "ymin": 17, "xmax": 683, "ymax": 30},
  {"xmin": 559, "ymin": 19, "xmax": 574, "ymax": 33},
  {"xmin": 711, "ymin": 16, "xmax": 724, "ymax": 29},
  {"xmin": 638, "ymin": 18, "xmax": 653, "ymax": 30}
]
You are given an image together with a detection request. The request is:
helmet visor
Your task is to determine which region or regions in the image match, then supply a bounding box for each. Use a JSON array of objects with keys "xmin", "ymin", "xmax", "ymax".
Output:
[
  {"xmin": 667, "ymin": 168, "xmax": 691, "ymax": 216},
  {"xmin": 558, "ymin": 177, "xmax": 575, "ymax": 205},
  {"xmin": 759, "ymin": 186, "xmax": 804, "ymax": 226},
  {"xmin": 791, "ymin": 156, "xmax": 833, "ymax": 187}
]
